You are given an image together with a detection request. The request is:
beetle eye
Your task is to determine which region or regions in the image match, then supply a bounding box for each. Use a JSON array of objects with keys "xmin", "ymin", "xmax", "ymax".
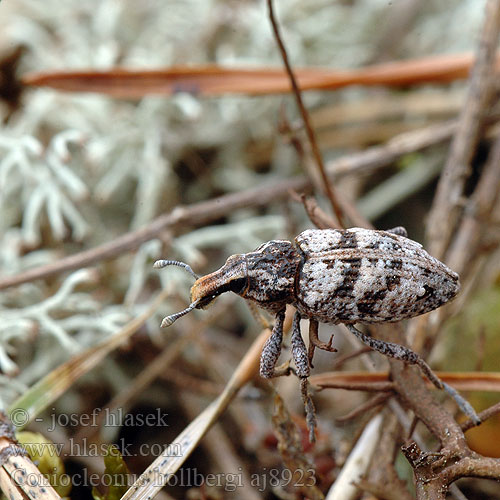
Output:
[
  {"xmin": 197, "ymin": 294, "xmax": 218, "ymax": 308},
  {"xmin": 196, "ymin": 277, "xmax": 247, "ymax": 308},
  {"xmin": 229, "ymin": 277, "xmax": 247, "ymax": 294}
]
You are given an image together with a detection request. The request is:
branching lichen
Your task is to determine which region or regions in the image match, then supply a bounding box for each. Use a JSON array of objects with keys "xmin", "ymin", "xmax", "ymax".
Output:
[
  {"xmin": 0, "ymin": 269, "xmax": 133, "ymax": 387},
  {"xmin": 0, "ymin": 130, "xmax": 89, "ymax": 246}
]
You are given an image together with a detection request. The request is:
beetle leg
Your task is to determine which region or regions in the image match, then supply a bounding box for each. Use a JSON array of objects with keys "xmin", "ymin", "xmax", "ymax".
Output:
[
  {"xmin": 291, "ymin": 311, "xmax": 310, "ymax": 378},
  {"xmin": 300, "ymin": 378, "xmax": 317, "ymax": 442},
  {"xmin": 307, "ymin": 321, "xmax": 317, "ymax": 368},
  {"xmin": 345, "ymin": 324, "xmax": 480, "ymax": 424},
  {"xmin": 345, "ymin": 323, "xmax": 428, "ymax": 374},
  {"xmin": 386, "ymin": 226, "xmax": 408, "ymax": 237},
  {"xmin": 260, "ymin": 310, "xmax": 287, "ymax": 378},
  {"xmin": 290, "ymin": 311, "xmax": 317, "ymax": 441},
  {"xmin": 308, "ymin": 319, "xmax": 337, "ymax": 368}
]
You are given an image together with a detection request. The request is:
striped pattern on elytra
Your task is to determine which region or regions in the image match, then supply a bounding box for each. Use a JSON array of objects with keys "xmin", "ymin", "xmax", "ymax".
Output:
[
  {"xmin": 155, "ymin": 227, "xmax": 479, "ymax": 438},
  {"xmin": 293, "ymin": 227, "xmax": 459, "ymax": 325}
]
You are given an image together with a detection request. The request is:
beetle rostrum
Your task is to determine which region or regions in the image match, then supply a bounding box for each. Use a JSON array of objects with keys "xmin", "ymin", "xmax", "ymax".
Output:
[{"xmin": 155, "ymin": 227, "xmax": 479, "ymax": 429}]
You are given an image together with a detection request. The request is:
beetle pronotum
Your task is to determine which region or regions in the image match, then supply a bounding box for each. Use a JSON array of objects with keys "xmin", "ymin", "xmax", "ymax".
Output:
[{"xmin": 155, "ymin": 227, "xmax": 479, "ymax": 434}]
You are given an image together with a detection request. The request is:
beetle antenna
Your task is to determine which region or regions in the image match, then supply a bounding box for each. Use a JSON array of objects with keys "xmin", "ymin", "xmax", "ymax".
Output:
[
  {"xmin": 160, "ymin": 299, "xmax": 201, "ymax": 327},
  {"xmin": 153, "ymin": 260, "xmax": 199, "ymax": 280}
]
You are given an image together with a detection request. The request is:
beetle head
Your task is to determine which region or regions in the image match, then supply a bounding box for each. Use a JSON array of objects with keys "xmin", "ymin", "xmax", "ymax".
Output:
[
  {"xmin": 154, "ymin": 239, "xmax": 301, "ymax": 326},
  {"xmin": 153, "ymin": 254, "xmax": 248, "ymax": 327},
  {"xmin": 190, "ymin": 253, "xmax": 248, "ymax": 307}
]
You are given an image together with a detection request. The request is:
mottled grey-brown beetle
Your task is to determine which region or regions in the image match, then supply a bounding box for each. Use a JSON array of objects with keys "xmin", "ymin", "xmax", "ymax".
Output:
[{"xmin": 154, "ymin": 227, "xmax": 479, "ymax": 428}]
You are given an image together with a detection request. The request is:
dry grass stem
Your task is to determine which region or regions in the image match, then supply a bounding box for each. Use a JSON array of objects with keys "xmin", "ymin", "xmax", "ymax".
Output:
[
  {"xmin": 325, "ymin": 414, "xmax": 383, "ymax": 500},
  {"xmin": 22, "ymin": 52, "xmax": 500, "ymax": 97}
]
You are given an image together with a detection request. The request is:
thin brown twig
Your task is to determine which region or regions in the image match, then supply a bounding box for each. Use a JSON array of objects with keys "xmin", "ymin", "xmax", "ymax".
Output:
[
  {"xmin": 406, "ymin": 415, "xmax": 419, "ymax": 442},
  {"xmin": 461, "ymin": 401, "xmax": 500, "ymax": 432},
  {"xmin": 438, "ymin": 455, "xmax": 500, "ymax": 489},
  {"xmin": 335, "ymin": 393, "xmax": 391, "ymax": 423},
  {"xmin": 267, "ymin": 0, "xmax": 346, "ymax": 227},
  {"xmin": 314, "ymin": 381, "xmax": 394, "ymax": 392},
  {"xmin": 21, "ymin": 52, "xmax": 500, "ymax": 97},
  {"xmin": 161, "ymin": 367, "xmax": 223, "ymax": 395},
  {"xmin": 330, "ymin": 346, "xmax": 373, "ymax": 370},
  {"xmin": 289, "ymin": 191, "xmax": 337, "ymax": 230}
]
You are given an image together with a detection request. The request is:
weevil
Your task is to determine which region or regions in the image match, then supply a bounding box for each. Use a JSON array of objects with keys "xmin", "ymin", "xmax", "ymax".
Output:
[{"xmin": 154, "ymin": 227, "xmax": 479, "ymax": 432}]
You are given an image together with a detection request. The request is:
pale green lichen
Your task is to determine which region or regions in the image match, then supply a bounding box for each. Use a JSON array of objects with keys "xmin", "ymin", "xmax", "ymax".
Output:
[{"xmin": 0, "ymin": 130, "xmax": 90, "ymax": 246}]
